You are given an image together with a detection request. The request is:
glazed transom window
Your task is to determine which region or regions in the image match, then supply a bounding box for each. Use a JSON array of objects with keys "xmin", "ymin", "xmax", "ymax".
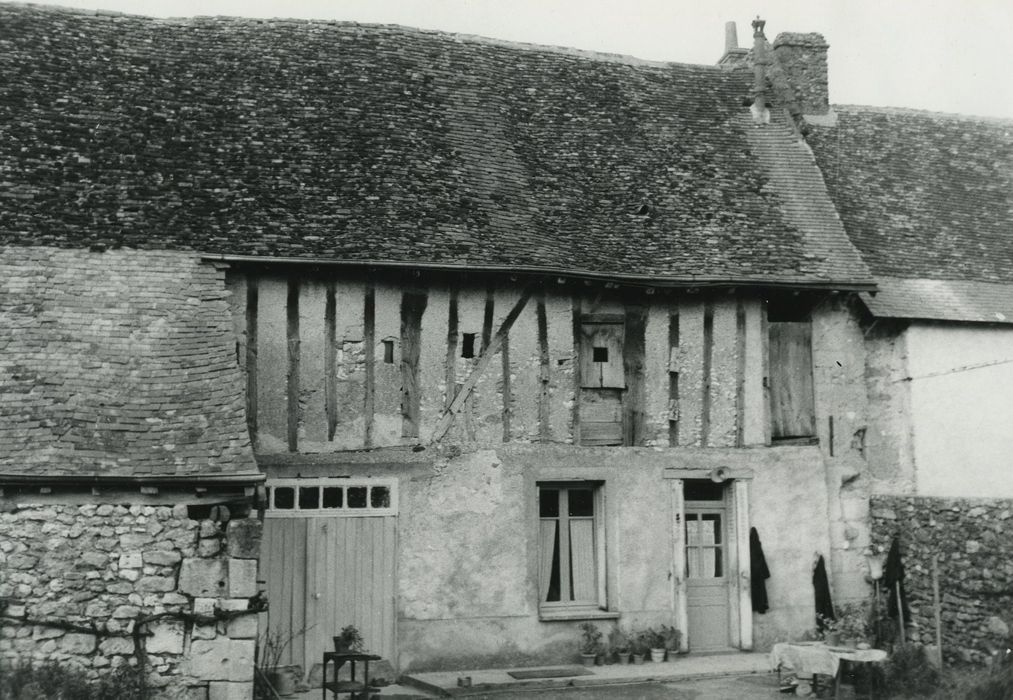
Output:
[{"xmin": 265, "ymin": 478, "xmax": 397, "ymax": 517}]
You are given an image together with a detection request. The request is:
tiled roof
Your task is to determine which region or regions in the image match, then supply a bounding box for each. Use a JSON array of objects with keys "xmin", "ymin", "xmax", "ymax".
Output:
[
  {"xmin": 0, "ymin": 4, "xmax": 871, "ymax": 289},
  {"xmin": 807, "ymin": 106, "xmax": 1013, "ymax": 319},
  {"xmin": 861, "ymin": 277, "xmax": 1013, "ymax": 324},
  {"xmin": 0, "ymin": 247, "xmax": 258, "ymax": 479}
]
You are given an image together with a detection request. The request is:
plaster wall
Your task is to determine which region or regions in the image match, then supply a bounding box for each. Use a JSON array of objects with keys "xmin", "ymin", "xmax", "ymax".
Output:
[
  {"xmin": 392, "ymin": 444, "xmax": 834, "ymax": 671},
  {"xmin": 809, "ymin": 298, "xmax": 873, "ymax": 602},
  {"xmin": 864, "ymin": 321, "xmax": 916, "ymax": 493},
  {"xmin": 905, "ymin": 323, "xmax": 1013, "ymax": 497}
]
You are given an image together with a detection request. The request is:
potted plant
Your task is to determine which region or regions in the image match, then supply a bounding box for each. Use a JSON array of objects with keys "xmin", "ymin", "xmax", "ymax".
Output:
[
  {"xmin": 661, "ymin": 625, "xmax": 683, "ymax": 660},
  {"xmin": 333, "ymin": 624, "xmax": 365, "ymax": 653},
  {"xmin": 257, "ymin": 628, "xmax": 299, "ymax": 697},
  {"xmin": 608, "ymin": 627, "xmax": 630, "ymax": 665},
  {"xmin": 644, "ymin": 627, "xmax": 667, "ymax": 662},
  {"xmin": 578, "ymin": 622, "xmax": 603, "ymax": 667},
  {"xmin": 629, "ymin": 631, "xmax": 648, "ymax": 665}
]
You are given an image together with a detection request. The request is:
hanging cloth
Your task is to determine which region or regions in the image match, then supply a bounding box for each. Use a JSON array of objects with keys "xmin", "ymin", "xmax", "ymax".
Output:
[
  {"xmin": 812, "ymin": 555, "xmax": 835, "ymax": 631},
  {"xmin": 749, "ymin": 527, "xmax": 771, "ymax": 613},
  {"xmin": 883, "ymin": 536, "xmax": 910, "ymax": 620}
]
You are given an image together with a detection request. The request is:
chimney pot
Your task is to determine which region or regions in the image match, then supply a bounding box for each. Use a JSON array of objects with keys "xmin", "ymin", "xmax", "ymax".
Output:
[
  {"xmin": 724, "ymin": 22, "xmax": 738, "ymax": 53},
  {"xmin": 752, "ymin": 16, "xmax": 766, "ymax": 39}
]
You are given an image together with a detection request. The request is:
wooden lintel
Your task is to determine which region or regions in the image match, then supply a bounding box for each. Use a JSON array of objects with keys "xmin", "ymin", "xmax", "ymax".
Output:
[{"xmin": 430, "ymin": 286, "xmax": 534, "ymax": 444}]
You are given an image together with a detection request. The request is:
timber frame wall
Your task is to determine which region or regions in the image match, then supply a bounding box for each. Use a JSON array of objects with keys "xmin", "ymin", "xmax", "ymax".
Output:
[{"xmin": 225, "ymin": 266, "xmax": 810, "ymax": 454}]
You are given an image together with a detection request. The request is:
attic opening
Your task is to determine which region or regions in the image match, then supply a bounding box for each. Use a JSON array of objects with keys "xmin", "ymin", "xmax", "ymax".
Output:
[{"xmin": 461, "ymin": 333, "xmax": 476, "ymax": 358}]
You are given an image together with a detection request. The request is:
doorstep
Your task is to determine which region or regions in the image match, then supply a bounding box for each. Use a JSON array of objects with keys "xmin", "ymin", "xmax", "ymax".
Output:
[{"xmin": 401, "ymin": 651, "xmax": 771, "ymax": 697}]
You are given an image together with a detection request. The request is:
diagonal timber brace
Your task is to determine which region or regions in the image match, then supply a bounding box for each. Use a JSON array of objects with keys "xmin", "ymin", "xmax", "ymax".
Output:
[{"xmin": 429, "ymin": 286, "xmax": 535, "ymax": 444}]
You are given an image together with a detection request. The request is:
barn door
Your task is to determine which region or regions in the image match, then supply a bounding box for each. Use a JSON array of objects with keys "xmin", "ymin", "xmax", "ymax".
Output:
[{"xmin": 261, "ymin": 478, "xmax": 398, "ymax": 681}]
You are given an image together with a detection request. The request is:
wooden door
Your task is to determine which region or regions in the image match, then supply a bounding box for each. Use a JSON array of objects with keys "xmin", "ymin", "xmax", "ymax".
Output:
[
  {"xmin": 684, "ymin": 502, "xmax": 732, "ymax": 651},
  {"xmin": 260, "ymin": 478, "xmax": 398, "ymax": 681}
]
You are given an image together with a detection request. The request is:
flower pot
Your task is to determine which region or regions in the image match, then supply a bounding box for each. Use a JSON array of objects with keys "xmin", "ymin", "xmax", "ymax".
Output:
[
  {"xmin": 650, "ymin": 648, "xmax": 665, "ymax": 663},
  {"xmin": 265, "ymin": 667, "xmax": 296, "ymax": 697},
  {"xmin": 631, "ymin": 653, "xmax": 645, "ymax": 665},
  {"xmin": 594, "ymin": 653, "xmax": 604, "ymax": 666},
  {"xmin": 580, "ymin": 653, "xmax": 596, "ymax": 667},
  {"xmin": 617, "ymin": 652, "xmax": 630, "ymax": 665}
]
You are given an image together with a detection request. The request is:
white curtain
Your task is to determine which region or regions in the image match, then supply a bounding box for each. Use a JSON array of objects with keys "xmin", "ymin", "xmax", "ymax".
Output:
[
  {"xmin": 569, "ymin": 520, "xmax": 596, "ymax": 602},
  {"xmin": 539, "ymin": 520, "xmax": 557, "ymax": 602}
]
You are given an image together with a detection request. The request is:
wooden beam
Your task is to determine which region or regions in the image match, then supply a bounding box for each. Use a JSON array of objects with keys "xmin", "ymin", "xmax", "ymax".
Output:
[
  {"xmin": 325, "ymin": 283, "xmax": 338, "ymax": 441},
  {"xmin": 400, "ymin": 291, "xmax": 428, "ymax": 439},
  {"xmin": 623, "ymin": 304, "xmax": 647, "ymax": 446},
  {"xmin": 669, "ymin": 306, "xmax": 680, "ymax": 446},
  {"xmin": 430, "ymin": 287, "xmax": 534, "ymax": 444},
  {"xmin": 245, "ymin": 277, "xmax": 259, "ymax": 447},
  {"xmin": 445, "ymin": 288, "xmax": 459, "ymax": 410},
  {"xmin": 536, "ymin": 295, "xmax": 551, "ymax": 441},
  {"xmin": 286, "ymin": 278, "xmax": 300, "ymax": 452},
  {"xmin": 481, "ymin": 285, "xmax": 494, "ymax": 353},
  {"xmin": 364, "ymin": 284, "xmax": 376, "ymax": 448}
]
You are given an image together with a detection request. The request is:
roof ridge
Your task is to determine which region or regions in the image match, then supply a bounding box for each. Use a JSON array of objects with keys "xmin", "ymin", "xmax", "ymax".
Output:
[
  {"xmin": 832, "ymin": 103, "xmax": 1013, "ymax": 126},
  {"xmin": 0, "ymin": 1, "xmax": 725, "ymax": 71}
]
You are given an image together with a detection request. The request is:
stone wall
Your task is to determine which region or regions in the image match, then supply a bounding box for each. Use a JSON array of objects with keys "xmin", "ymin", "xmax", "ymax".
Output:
[
  {"xmin": 870, "ymin": 496, "xmax": 1013, "ymax": 664},
  {"xmin": 0, "ymin": 501, "xmax": 262, "ymax": 700}
]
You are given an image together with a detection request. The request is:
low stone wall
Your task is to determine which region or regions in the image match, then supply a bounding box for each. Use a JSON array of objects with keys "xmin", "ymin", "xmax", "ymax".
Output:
[
  {"xmin": 0, "ymin": 501, "xmax": 262, "ymax": 700},
  {"xmin": 870, "ymin": 496, "xmax": 1013, "ymax": 664}
]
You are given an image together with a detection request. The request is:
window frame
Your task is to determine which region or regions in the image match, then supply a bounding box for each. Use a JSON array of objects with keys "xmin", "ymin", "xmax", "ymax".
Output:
[
  {"xmin": 536, "ymin": 481, "xmax": 608, "ymax": 617},
  {"xmin": 264, "ymin": 477, "xmax": 398, "ymax": 518}
]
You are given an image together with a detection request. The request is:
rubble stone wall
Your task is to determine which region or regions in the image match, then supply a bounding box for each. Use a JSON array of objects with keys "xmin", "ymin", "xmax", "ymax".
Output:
[
  {"xmin": 870, "ymin": 495, "xmax": 1013, "ymax": 665},
  {"xmin": 0, "ymin": 501, "xmax": 262, "ymax": 700}
]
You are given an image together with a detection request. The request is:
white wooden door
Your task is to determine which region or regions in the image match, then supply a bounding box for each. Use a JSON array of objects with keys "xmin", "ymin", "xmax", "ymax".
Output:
[
  {"xmin": 261, "ymin": 478, "xmax": 398, "ymax": 679},
  {"xmin": 684, "ymin": 502, "xmax": 732, "ymax": 651}
]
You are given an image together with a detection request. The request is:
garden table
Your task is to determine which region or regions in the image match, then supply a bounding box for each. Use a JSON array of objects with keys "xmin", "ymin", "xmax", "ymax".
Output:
[
  {"xmin": 322, "ymin": 651, "xmax": 382, "ymax": 700},
  {"xmin": 771, "ymin": 641, "xmax": 888, "ymax": 698}
]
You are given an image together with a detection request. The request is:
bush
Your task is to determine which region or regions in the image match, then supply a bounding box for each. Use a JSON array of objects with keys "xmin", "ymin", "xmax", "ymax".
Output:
[
  {"xmin": 0, "ymin": 661, "xmax": 148, "ymax": 700},
  {"xmin": 884, "ymin": 643, "xmax": 941, "ymax": 698},
  {"xmin": 964, "ymin": 643, "xmax": 1013, "ymax": 700}
]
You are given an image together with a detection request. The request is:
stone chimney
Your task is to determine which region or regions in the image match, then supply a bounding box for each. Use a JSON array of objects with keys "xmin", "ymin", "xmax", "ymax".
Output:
[
  {"xmin": 772, "ymin": 32, "xmax": 830, "ymax": 115},
  {"xmin": 750, "ymin": 17, "xmax": 771, "ymax": 124},
  {"xmin": 718, "ymin": 21, "xmax": 749, "ymax": 66}
]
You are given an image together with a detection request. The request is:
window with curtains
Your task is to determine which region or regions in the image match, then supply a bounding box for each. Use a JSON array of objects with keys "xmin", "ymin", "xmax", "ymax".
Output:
[{"xmin": 537, "ymin": 482, "xmax": 606, "ymax": 613}]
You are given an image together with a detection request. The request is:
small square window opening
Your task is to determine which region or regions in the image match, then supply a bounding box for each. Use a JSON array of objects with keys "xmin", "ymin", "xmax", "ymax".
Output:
[
  {"xmin": 382, "ymin": 339, "xmax": 395, "ymax": 364},
  {"xmin": 461, "ymin": 333, "xmax": 476, "ymax": 359},
  {"xmin": 592, "ymin": 346, "xmax": 608, "ymax": 362}
]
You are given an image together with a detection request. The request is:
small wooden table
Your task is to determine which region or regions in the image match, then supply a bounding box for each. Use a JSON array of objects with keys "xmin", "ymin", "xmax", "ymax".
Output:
[
  {"xmin": 322, "ymin": 651, "xmax": 382, "ymax": 700},
  {"xmin": 771, "ymin": 642, "xmax": 888, "ymax": 699}
]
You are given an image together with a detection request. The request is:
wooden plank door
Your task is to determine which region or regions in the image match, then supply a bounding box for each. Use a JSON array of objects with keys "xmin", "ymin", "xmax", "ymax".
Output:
[
  {"xmin": 260, "ymin": 478, "xmax": 398, "ymax": 682},
  {"xmin": 768, "ymin": 321, "xmax": 816, "ymax": 439}
]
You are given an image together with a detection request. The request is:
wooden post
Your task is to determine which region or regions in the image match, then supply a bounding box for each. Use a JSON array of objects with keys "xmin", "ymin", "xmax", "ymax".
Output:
[
  {"xmin": 932, "ymin": 556, "xmax": 943, "ymax": 666},
  {"xmin": 896, "ymin": 581, "xmax": 906, "ymax": 645}
]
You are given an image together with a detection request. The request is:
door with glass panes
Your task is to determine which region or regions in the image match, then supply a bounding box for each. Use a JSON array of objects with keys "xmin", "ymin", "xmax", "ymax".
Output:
[{"xmin": 684, "ymin": 496, "xmax": 731, "ymax": 650}]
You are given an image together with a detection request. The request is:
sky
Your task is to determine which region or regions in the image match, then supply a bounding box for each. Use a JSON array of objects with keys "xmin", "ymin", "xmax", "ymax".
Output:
[{"xmin": 17, "ymin": 0, "xmax": 1013, "ymax": 119}]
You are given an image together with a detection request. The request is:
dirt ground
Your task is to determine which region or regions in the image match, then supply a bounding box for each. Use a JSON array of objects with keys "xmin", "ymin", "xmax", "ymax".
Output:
[{"xmin": 464, "ymin": 673, "xmax": 790, "ymax": 699}]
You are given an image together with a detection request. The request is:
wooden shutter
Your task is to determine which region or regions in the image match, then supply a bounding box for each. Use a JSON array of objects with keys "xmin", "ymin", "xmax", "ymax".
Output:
[
  {"xmin": 580, "ymin": 322, "xmax": 625, "ymax": 388},
  {"xmin": 768, "ymin": 321, "xmax": 816, "ymax": 438}
]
